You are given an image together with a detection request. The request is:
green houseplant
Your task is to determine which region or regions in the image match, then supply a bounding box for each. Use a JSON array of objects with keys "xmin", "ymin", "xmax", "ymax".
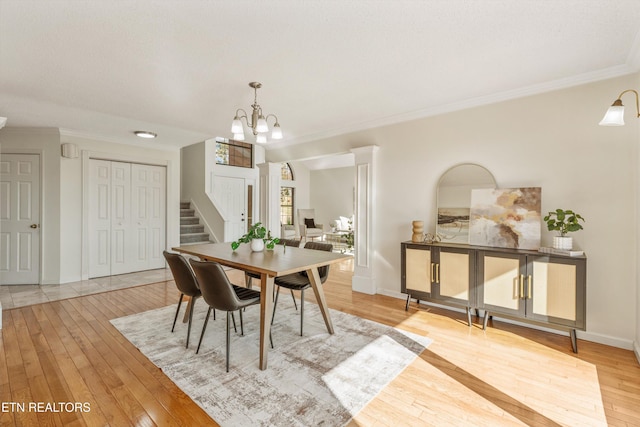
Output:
[
  {"xmin": 231, "ymin": 222, "xmax": 280, "ymax": 251},
  {"xmin": 543, "ymin": 209, "xmax": 584, "ymax": 250}
]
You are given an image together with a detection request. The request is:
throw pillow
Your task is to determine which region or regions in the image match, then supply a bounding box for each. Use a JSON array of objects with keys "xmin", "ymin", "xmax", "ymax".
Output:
[{"xmin": 304, "ymin": 218, "xmax": 316, "ymax": 229}]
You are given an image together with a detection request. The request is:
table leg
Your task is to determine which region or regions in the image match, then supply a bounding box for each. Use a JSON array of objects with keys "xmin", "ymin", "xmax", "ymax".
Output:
[
  {"xmin": 307, "ymin": 267, "xmax": 334, "ymax": 334},
  {"xmin": 182, "ymin": 296, "xmax": 192, "ymax": 323},
  {"xmin": 259, "ymin": 273, "xmax": 275, "ymax": 370}
]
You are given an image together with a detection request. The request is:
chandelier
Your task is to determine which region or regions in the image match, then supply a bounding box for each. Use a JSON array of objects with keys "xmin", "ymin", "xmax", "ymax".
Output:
[{"xmin": 231, "ymin": 82, "xmax": 283, "ymax": 143}]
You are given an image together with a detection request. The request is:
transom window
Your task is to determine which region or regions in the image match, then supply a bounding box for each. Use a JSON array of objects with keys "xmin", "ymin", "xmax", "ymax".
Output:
[
  {"xmin": 215, "ymin": 137, "xmax": 253, "ymax": 168},
  {"xmin": 281, "ymin": 162, "xmax": 294, "ymax": 180}
]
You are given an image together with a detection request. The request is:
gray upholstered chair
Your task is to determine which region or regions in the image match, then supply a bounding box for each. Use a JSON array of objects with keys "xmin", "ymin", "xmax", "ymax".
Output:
[
  {"xmin": 163, "ymin": 251, "xmax": 202, "ymax": 349},
  {"xmin": 272, "ymin": 242, "xmax": 333, "ymax": 336},
  {"xmin": 189, "ymin": 259, "xmax": 262, "ymax": 372},
  {"xmin": 297, "ymin": 209, "xmax": 324, "ymax": 241}
]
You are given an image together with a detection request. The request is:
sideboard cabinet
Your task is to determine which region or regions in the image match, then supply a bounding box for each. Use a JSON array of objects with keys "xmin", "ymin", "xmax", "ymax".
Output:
[{"xmin": 401, "ymin": 242, "xmax": 586, "ymax": 352}]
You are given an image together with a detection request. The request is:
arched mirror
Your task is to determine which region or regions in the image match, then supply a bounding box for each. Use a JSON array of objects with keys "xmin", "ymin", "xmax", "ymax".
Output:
[{"xmin": 436, "ymin": 163, "xmax": 496, "ymax": 243}]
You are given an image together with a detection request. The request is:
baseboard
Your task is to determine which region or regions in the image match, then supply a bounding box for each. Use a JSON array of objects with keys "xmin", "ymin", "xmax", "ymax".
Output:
[{"xmin": 376, "ymin": 289, "xmax": 635, "ymax": 350}]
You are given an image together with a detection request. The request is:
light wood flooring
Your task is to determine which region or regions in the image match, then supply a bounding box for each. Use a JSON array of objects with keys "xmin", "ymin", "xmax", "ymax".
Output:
[{"xmin": 1, "ymin": 258, "xmax": 639, "ymax": 426}]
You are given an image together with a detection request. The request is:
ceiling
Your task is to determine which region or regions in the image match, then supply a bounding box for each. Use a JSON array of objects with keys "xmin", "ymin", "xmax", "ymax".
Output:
[{"xmin": 1, "ymin": 0, "xmax": 640, "ymax": 152}]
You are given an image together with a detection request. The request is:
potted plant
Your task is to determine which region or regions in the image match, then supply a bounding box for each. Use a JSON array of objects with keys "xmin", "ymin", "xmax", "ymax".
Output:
[
  {"xmin": 543, "ymin": 209, "xmax": 585, "ymax": 250},
  {"xmin": 231, "ymin": 222, "xmax": 280, "ymax": 252}
]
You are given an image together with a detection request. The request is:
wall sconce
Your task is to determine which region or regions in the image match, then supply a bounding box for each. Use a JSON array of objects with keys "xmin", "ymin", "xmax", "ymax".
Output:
[{"xmin": 599, "ymin": 89, "xmax": 640, "ymax": 126}]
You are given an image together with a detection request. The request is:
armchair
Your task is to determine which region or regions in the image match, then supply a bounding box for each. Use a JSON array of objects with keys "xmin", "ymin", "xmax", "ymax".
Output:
[{"xmin": 297, "ymin": 209, "xmax": 324, "ymax": 241}]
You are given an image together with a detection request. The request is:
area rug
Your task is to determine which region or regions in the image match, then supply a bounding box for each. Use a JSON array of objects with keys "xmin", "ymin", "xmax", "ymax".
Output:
[{"xmin": 110, "ymin": 293, "xmax": 432, "ymax": 426}]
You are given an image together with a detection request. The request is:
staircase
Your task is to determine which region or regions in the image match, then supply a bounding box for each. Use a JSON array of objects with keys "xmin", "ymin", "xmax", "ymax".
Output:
[{"xmin": 180, "ymin": 201, "xmax": 211, "ymax": 245}]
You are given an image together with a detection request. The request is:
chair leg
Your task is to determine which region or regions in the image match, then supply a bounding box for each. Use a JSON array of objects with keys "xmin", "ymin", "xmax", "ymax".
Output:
[
  {"xmin": 186, "ymin": 296, "xmax": 197, "ymax": 348},
  {"xmin": 226, "ymin": 311, "xmax": 231, "ymax": 372},
  {"xmin": 239, "ymin": 308, "xmax": 244, "ymax": 336},
  {"xmin": 171, "ymin": 294, "xmax": 184, "ymax": 332},
  {"xmin": 271, "ymin": 286, "xmax": 281, "ymax": 325},
  {"xmin": 231, "ymin": 312, "xmax": 237, "ymax": 333},
  {"xmin": 290, "ymin": 289, "xmax": 298, "ymax": 311},
  {"xmin": 196, "ymin": 306, "xmax": 213, "ymax": 354},
  {"xmin": 300, "ymin": 289, "xmax": 304, "ymax": 336}
]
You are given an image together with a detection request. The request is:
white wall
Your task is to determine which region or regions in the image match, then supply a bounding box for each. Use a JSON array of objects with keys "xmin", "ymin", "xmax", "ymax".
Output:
[
  {"xmin": 310, "ymin": 166, "xmax": 355, "ymax": 229},
  {"xmin": 0, "ymin": 128, "xmax": 62, "ymax": 284},
  {"xmin": 267, "ymin": 73, "xmax": 640, "ymax": 349}
]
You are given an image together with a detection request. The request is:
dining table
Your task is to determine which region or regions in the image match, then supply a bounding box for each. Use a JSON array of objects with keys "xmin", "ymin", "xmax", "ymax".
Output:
[{"xmin": 172, "ymin": 242, "xmax": 351, "ymax": 370}]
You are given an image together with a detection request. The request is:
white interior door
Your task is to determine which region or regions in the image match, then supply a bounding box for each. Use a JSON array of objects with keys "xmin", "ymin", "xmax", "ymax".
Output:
[
  {"xmin": 214, "ymin": 176, "xmax": 246, "ymax": 241},
  {"xmin": 110, "ymin": 162, "xmax": 132, "ymax": 275},
  {"xmin": 89, "ymin": 160, "xmax": 166, "ymax": 278},
  {"xmin": 0, "ymin": 154, "xmax": 41, "ymax": 285},
  {"xmin": 89, "ymin": 160, "xmax": 113, "ymax": 278},
  {"xmin": 131, "ymin": 163, "xmax": 166, "ymax": 271}
]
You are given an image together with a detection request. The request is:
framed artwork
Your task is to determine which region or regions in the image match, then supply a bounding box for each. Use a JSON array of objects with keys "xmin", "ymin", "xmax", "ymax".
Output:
[
  {"xmin": 469, "ymin": 187, "xmax": 541, "ymax": 250},
  {"xmin": 437, "ymin": 207, "xmax": 470, "ymax": 243}
]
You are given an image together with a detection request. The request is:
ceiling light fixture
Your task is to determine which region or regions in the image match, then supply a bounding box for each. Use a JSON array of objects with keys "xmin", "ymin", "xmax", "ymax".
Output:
[
  {"xmin": 599, "ymin": 89, "xmax": 640, "ymax": 126},
  {"xmin": 231, "ymin": 82, "xmax": 283, "ymax": 143},
  {"xmin": 134, "ymin": 131, "xmax": 157, "ymax": 138}
]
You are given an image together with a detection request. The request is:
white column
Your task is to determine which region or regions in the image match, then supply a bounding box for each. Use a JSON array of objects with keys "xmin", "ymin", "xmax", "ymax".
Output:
[
  {"xmin": 257, "ymin": 162, "xmax": 282, "ymax": 238},
  {"xmin": 350, "ymin": 146, "xmax": 379, "ymax": 294}
]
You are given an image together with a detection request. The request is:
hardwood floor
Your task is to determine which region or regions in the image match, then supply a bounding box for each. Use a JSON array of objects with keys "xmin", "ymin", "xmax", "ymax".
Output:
[{"xmin": 1, "ymin": 258, "xmax": 639, "ymax": 426}]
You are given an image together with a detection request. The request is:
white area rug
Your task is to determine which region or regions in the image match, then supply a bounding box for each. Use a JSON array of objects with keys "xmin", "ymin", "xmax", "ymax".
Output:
[{"xmin": 111, "ymin": 293, "xmax": 432, "ymax": 426}]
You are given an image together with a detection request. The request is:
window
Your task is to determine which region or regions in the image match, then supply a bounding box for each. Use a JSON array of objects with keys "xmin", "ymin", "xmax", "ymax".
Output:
[
  {"xmin": 281, "ymin": 162, "xmax": 294, "ymax": 180},
  {"xmin": 215, "ymin": 137, "xmax": 253, "ymax": 168},
  {"xmin": 280, "ymin": 163, "xmax": 295, "ymax": 225},
  {"xmin": 280, "ymin": 187, "xmax": 294, "ymax": 225}
]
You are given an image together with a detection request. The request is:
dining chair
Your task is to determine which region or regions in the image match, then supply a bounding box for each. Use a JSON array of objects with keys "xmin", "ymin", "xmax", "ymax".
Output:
[
  {"xmin": 272, "ymin": 242, "xmax": 333, "ymax": 336},
  {"xmin": 163, "ymin": 251, "xmax": 203, "ymax": 349},
  {"xmin": 189, "ymin": 259, "xmax": 262, "ymax": 372}
]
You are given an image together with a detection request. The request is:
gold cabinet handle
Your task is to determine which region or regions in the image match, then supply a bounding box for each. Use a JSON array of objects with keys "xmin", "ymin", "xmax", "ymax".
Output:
[
  {"xmin": 519, "ymin": 274, "xmax": 524, "ymax": 299},
  {"xmin": 435, "ymin": 263, "xmax": 440, "ymax": 283},
  {"xmin": 430, "ymin": 262, "xmax": 435, "ymax": 283},
  {"xmin": 527, "ymin": 275, "xmax": 532, "ymax": 299}
]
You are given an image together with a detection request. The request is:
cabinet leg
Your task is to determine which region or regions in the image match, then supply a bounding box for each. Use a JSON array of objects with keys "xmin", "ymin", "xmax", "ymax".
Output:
[
  {"xmin": 405, "ymin": 293, "xmax": 410, "ymax": 311},
  {"xmin": 570, "ymin": 329, "xmax": 578, "ymax": 353},
  {"xmin": 482, "ymin": 311, "xmax": 490, "ymax": 330},
  {"xmin": 466, "ymin": 307, "xmax": 472, "ymax": 327}
]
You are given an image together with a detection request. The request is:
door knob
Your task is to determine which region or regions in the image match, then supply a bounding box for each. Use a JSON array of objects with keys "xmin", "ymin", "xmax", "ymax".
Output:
[{"xmin": 30, "ymin": 224, "xmax": 39, "ymax": 229}]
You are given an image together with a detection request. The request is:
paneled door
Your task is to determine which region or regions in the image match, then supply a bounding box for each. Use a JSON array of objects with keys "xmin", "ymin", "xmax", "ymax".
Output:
[
  {"xmin": 0, "ymin": 154, "xmax": 40, "ymax": 284},
  {"xmin": 130, "ymin": 163, "xmax": 166, "ymax": 272},
  {"xmin": 89, "ymin": 160, "xmax": 166, "ymax": 278},
  {"xmin": 214, "ymin": 176, "xmax": 247, "ymax": 242}
]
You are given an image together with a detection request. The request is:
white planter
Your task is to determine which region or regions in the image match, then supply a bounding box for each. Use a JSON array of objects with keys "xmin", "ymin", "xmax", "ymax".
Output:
[
  {"xmin": 251, "ymin": 239, "xmax": 265, "ymax": 252},
  {"xmin": 553, "ymin": 236, "xmax": 573, "ymax": 250}
]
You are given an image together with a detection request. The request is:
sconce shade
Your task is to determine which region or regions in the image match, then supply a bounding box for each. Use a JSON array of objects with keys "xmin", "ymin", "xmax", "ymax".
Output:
[
  {"xmin": 256, "ymin": 134, "xmax": 267, "ymax": 143},
  {"xmin": 271, "ymin": 123, "xmax": 283, "ymax": 139},
  {"xmin": 233, "ymin": 132, "xmax": 245, "ymax": 141},
  {"xmin": 255, "ymin": 117, "xmax": 269, "ymax": 133},
  {"xmin": 599, "ymin": 101, "xmax": 625, "ymax": 126},
  {"xmin": 231, "ymin": 118, "xmax": 243, "ymax": 133}
]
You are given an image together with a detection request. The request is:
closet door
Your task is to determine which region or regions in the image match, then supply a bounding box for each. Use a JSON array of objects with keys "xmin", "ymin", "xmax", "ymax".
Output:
[
  {"xmin": 110, "ymin": 162, "xmax": 132, "ymax": 275},
  {"xmin": 89, "ymin": 160, "xmax": 166, "ymax": 278},
  {"xmin": 131, "ymin": 164, "xmax": 166, "ymax": 271},
  {"xmin": 89, "ymin": 160, "xmax": 113, "ymax": 278}
]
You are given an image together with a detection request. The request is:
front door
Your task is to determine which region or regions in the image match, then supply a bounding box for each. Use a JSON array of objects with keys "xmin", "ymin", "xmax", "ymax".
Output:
[
  {"xmin": 214, "ymin": 176, "xmax": 247, "ymax": 242},
  {"xmin": 0, "ymin": 154, "xmax": 41, "ymax": 284}
]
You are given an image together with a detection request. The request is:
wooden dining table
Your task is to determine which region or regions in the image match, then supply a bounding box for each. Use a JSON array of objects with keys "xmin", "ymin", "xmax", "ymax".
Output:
[{"xmin": 172, "ymin": 242, "xmax": 351, "ymax": 370}]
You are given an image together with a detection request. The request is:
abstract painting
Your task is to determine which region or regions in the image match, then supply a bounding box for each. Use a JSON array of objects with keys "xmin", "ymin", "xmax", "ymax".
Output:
[
  {"xmin": 437, "ymin": 207, "xmax": 470, "ymax": 243},
  {"xmin": 469, "ymin": 187, "xmax": 541, "ymax": 250}
]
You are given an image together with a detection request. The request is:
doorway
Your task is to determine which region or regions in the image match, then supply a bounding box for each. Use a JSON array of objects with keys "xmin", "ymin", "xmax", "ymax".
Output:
[{"xmin": 0, "ymin": 153, "xmax": 41, "ymax": 284}]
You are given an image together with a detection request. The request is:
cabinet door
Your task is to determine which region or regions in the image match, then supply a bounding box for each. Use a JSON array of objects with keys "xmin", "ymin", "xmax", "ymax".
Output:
[
  {"xmin": 478, "ymin": 251, "xmax": 526, "ymax": 317},
  {"xmin": 526, "ymin": 255, "xmax": 585, "ymax": 328},
  {"xmin": 435, "ymin": 248, "xmax": 472, "ymax": 306},
  {"xmin": 405, "ymin": 247, "xmax": 432, "ymax": 295}
]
